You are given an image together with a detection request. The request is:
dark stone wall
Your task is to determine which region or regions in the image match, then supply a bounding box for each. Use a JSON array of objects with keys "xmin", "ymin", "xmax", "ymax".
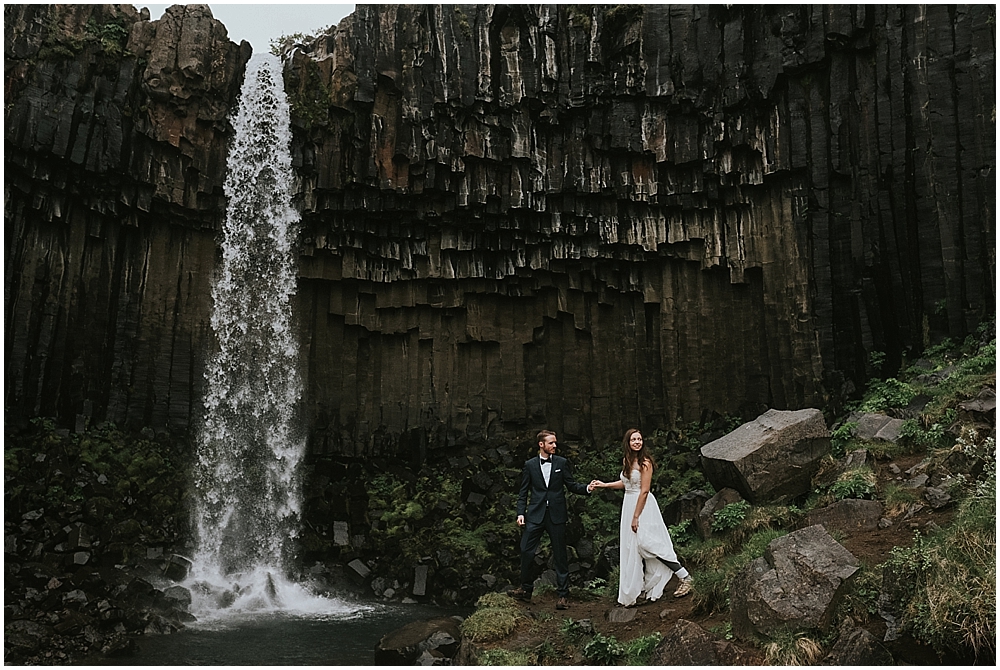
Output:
[{"xmin": 5, "ymin": 5, "xmax": 995, "ymax": 458}]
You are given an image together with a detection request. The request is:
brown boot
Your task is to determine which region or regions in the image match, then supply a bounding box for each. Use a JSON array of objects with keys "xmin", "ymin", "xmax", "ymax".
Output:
[{"xmin": 556, "ymin": 597, "xmax": 569, "ymax": 610}]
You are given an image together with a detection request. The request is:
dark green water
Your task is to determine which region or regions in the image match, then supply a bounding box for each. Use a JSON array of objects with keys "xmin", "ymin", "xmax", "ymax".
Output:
[{"xmin": 105, "ymin": 602, "xmax": 468, "ymax": 665}]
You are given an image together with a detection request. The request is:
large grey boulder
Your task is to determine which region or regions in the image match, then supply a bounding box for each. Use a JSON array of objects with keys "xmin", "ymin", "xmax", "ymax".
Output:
[
  {"xmin": 701, "ymin": 409, "xmax": 830, "ymax": 503},
  {"xmin": 731, "ymin": 525, "xmax": 859, "ymax": 640}
]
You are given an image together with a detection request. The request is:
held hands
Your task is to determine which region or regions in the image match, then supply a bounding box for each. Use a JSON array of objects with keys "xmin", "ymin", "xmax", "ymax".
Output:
[{"xmin": 588, "ymin": 479, "xmax": 604, "ymax": 492}]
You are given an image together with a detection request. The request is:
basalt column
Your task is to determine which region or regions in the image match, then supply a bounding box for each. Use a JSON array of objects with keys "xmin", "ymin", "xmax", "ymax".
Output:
[
  {"xmin": 5, "ymin": 5, "xmax": 995, "ymax": 459},
  {"xmin": 286, "ymin": 4, "xmax": 994, "ymax": 455}
]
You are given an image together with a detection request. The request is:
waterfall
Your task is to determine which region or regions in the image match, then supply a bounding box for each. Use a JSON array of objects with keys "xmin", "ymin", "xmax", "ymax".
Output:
[{"xmin": 185, "ymin": 53, "xmax": 343, "ymax": 619}]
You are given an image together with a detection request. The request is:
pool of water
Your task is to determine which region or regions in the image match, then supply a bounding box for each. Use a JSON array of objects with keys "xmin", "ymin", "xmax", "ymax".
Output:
[{"xmin": 104, "ymin": 600, "xmax": 469, "ymax": 665}]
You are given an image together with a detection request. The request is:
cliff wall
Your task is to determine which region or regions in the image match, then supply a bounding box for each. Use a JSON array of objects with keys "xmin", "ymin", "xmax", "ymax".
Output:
[{"xmin": 5, "ymin": 4, "xmax": 995, "ymax": 459}]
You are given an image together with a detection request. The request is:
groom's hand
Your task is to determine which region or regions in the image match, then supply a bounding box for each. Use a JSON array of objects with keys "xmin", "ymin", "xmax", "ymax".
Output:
[{"xmin": 516, "ymin": 515, "xmax": 525, "ymax": 527}]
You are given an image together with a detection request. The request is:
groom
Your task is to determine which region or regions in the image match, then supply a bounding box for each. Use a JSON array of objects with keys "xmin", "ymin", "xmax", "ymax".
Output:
[{"xmin": 508, "ymin": 430, "xmax": 593, "ymax": 610}]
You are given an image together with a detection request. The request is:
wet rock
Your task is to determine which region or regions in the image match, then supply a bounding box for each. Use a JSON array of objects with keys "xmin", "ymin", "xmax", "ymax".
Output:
[
  {"xmin": 348, "ymin": 558, "xmax": 371, "ymax": 580},
  {"xmin": 162, "ymin": 554, "xmax": 192, "ymax": 582},
  {"xmin": 375, "ymin": 616, "xmax": 462, "ymax": 664},
  {"xmin": 5, "ymin": 620, "xmax": 53, "ymax": 651},
  {"xmin": 701, "ymin": 409, "xmax": 830, "ymax": 504},
  {"xmin": 162, "ymin": 585, "xmax": 192, "ymax": 610},
  {"xmin": 731, "ymin": 525, "xmax": 859, "ymax": 639}
]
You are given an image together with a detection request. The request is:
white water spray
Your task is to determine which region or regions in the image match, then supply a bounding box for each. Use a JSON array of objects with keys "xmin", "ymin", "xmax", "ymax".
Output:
[{"xmin": 186, "ymin": 54, "xmax": 349, "ymax": 620}]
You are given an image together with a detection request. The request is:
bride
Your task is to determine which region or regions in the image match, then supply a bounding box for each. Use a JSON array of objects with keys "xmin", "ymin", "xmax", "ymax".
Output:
[{"xmin": 590, "ymin": 428, "xmax": 693, "ymax": 607}]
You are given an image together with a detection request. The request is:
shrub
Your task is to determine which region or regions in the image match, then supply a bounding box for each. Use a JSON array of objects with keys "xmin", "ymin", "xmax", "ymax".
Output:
[
  {"xmin": 624, "ymin": 632, "xmax": 663, "ymax": 665},
  {"xmin": 583, "ymin": 632, "xmax": 626, "ymax": 664},
  {"xmin": 859, "ymin": 378, "xmax": 917, "ymax": 412},
  {"xmin": 829, "ymin": 467, "xmax": 877, "ymax": 501},
  {"xmin": 712, "ymin": 500, "xmax": 751, "ymax": 532},
  {"xmin": 879, "ymin": 461, "xmax": 996, "ymax": 660},
  {"xmin": 830, "ymin": 421, "xmax": 858, "ymax": 457}
]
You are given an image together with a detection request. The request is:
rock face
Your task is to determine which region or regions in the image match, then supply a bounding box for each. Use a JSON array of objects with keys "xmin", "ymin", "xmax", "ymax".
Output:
[
  {"xmin": 730, "ymin": 524, "xmax": 859, "ymax": 640},
  {"xmin": 700, "ymin": 409, "xmax": 830, "ymax": 503},
  {"xmin": 5, "ymin": 5, "xmax": 996, "ymax": 456}
]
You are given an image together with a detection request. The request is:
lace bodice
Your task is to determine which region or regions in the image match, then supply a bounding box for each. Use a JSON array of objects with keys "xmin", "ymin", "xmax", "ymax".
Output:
[{"xmin": 620, "ymin": 468, "xmax": 642, "ymax": 493}]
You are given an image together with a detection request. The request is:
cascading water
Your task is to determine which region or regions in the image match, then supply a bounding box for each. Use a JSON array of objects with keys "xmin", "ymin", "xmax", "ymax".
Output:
[{"xmin": 184, "ymin": 53, "xmax": 349, "ymax": 621}]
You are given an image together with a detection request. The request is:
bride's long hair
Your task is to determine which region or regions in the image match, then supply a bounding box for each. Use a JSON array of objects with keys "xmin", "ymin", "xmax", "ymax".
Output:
[{"xmin": 621, "ymin": 428, "xmax": 655, "ymax": 476}]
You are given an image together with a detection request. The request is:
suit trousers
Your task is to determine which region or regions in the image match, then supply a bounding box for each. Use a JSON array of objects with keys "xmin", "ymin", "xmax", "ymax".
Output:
[{"xmin": 519, "ymin": 507, "xmax": 569, "ymax": 597}]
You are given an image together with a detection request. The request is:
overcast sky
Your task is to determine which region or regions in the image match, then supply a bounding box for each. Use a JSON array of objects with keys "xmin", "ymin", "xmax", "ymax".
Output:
[{"xmin": 138, "ymin": 3, "xmax": 355, "ymax": 52}]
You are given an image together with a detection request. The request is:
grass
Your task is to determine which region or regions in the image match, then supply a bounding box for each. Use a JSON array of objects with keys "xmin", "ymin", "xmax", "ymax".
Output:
[
  {"xmin": 879, "ymin": 443, "xmax": 996, "ymax": 661},
  {"xmin": 762, "ymin": 631, "xmax": 825, "ymax": 665},
  {"xmin": 460, "ymin": 593, "xmax": 525, "ymax": 642}
]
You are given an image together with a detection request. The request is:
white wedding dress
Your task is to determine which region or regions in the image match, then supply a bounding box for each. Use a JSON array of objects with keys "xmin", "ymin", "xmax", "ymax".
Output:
[{"xmin": 618, "ymin": 467, "xmax": 678, "ymax": 607}]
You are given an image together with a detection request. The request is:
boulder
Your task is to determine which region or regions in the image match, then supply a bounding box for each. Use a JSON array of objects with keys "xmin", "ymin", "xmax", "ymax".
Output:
[
  {"xmin": 5, "ymin": 620, "xmax": 53, "ymax": 652},
  {"xmin": 701, "ymin": 409, "xmax": 830, "ymax": 503},
  {"xmin": 695, "ymin": 488, "xmax": 743, "ymax": 540},
  {"xmin": 804, "ymin": 499, "xmax": 883, "ymax": 534},
  {"xmin": 823, "ymin": 624, "xmax": 894, "ymax": 665},
  {"xmin": 375, "ymin": 616, "xmax": 463, "ymax": 665},
  {"xmin": 607, "ymin": 607, "xmax": 637, "ymax": 623},
  {"xmin": 412, "ymin": 565, "xmax": 429, "ymax": 596},
  {"xmin": 650, "ymin": 619, "xmax": 753, "ymax": 665},
  {"xmin": 731, "ymin": 525, "xmax": 859, "ymax": 639},
  {"xmin": 855, "ymin": 414, "xmax": 905, "ymax": 442},
  {"xmin": 162, "ymin": 554, "xmax": 192, "ymax": 582},
  {"xmin": 662, "ymin": 489, "xmax": 711, "ymax": 527}
]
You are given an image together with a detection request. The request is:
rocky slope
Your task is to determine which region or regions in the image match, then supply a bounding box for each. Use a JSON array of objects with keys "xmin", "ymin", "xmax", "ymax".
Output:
[{"xmin": 6, "ymin": 5, "xmax": 995, "ymax": 458}]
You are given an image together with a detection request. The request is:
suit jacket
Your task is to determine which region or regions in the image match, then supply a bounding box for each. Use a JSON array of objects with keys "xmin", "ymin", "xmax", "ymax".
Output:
[{"xmin": 516, "ymin": 454, "xmax": 589, "ymax": 525}]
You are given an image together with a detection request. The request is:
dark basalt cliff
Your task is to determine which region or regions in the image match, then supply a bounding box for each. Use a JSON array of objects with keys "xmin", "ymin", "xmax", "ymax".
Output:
[{"xmin": 5, "ymin": 4, "xmax": 995, "ymax": 459}]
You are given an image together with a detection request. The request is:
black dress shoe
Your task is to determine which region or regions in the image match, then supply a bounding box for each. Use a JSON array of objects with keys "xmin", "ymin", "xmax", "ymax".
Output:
[
  {"xmin": 507, "ymin": 587, "xmax": 532, "ymax": 602},
  {"xmin": 556, "ymin": 597, "xmax": 569, "ymax": 610}
]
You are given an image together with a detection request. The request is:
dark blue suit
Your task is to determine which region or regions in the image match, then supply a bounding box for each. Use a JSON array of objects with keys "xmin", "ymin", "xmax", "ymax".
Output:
[{"xmin": 516, "ymin": 454, "xmax": 590, "ymax": 596}]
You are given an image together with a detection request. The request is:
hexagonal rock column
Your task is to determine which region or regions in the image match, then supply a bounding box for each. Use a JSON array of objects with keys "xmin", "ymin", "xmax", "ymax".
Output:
[
  {"xmin": 700, "ymin": 408, "xmax": 830, "ymax": 503},
  {"xmin": 730, "ymin": 525, "xmax": 859, "ymax": 640}
]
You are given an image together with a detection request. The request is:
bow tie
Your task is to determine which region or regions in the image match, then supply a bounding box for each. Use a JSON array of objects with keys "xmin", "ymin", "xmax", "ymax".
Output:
[{"xmin": 540, "ymin": 458, "xmax": 551, "ymax": 464}]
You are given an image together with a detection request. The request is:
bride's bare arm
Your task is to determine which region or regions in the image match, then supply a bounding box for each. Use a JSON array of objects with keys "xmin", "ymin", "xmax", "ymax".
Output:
[
  {"xmin": 592, "ymin": 478, "xmax": 625, "ymax": 490},
  {"xmin": 631, "ymin": 462, "xmax": 653, "ymax": 532}
]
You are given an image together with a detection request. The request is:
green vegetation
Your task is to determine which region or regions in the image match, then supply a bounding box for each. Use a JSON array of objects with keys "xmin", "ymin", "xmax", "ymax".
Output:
[
  {"xmin": 38, "ymin": 12, "xmax": 132, "ymax": 62},
  {"xmin": 623, "ymin": 632, "xmax": 663, "ymax": 665},
  {"xmin": 460, "ymin": 593, "xmax": 525, "ymax": 642},
  {"xmin": 582, "ymin": 631, "xmax": 626, "ymax": 664},
  {"xmin": 762, "ymin": 630, "xmax": 824, "ymax": 665},
  {"xmin": 828, "ymin": 466, "xmax": 877, "ymax": 501},
  {"xmin": 477, "ymin": 648, "xmax": 534, "ymax": 665},
  {"xmin": 711, "ymin": 500, "xmax": 751, "ymax": 531}
]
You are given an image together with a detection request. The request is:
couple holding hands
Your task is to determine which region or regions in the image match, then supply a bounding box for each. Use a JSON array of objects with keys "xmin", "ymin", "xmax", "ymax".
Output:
[{"xmin": 507, "ymin": 429, "xmax": 693, "ymax": 610}]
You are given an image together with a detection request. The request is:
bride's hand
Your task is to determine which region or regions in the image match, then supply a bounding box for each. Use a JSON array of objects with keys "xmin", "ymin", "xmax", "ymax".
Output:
[
  {"xmin": 631, "ymin": 518, "xmax": 639, "ymax": 533},
  {"xmin": 589, "ymin": 480, "xmax": 602, "ymax": 489}
]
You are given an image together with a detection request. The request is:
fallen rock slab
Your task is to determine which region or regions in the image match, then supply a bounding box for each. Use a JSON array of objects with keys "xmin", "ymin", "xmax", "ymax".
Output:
[
  {"xmin": 824, "ymin": 624, "xmax": 894, "ymax": 665},
  {"xmin": 805, "ymin": 499, "xmax": 883, "ymax": 534},
  {"xmin": 701, "ymin": 409, "xmax": 830, "ymax": 503},
  {"xmin": 731, "ymin": 525, "xmax": 859, "ymax": 639}
]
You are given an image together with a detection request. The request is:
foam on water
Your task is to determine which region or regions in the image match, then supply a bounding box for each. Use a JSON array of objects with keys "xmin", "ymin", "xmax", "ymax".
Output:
[{"xmin": 185, "ymin": 53, "xmax": 350, "ymax": 619}]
